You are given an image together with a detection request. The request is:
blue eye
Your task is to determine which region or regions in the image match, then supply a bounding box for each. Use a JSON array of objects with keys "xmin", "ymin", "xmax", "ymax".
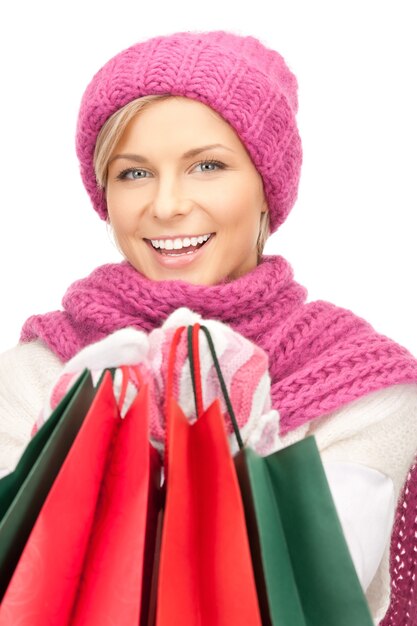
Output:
[
  {"xmin": 195, "ymin": 159, "xmax": 225, "ymax": 172},
  {"xmin": 115, "ymin": 159, "xmax": 226, "ymax": 181},
  {"xmin": 116, "ymin": 168, "xmax": 149, "ymax": 180}
]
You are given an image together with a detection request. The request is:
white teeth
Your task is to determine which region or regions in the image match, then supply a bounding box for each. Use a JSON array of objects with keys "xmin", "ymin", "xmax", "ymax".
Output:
[{"xmin": 150, "ymin": 233, "xmax": 212, "ymax": 250}]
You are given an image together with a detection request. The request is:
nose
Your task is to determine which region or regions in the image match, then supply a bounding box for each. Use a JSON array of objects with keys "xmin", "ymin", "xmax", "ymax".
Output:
[{"xmin": 150, "ymin": 173, "xmax": 191, "ymax": 221}]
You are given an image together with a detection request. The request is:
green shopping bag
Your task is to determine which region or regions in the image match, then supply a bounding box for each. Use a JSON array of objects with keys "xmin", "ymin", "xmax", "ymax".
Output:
[
  {"xmin": 188, "ymin": 324, "xmax": 374, "ymax": 626},
  {"xmin": 0, "ymin": 369, "xmax": 97, "ymax": 598}
]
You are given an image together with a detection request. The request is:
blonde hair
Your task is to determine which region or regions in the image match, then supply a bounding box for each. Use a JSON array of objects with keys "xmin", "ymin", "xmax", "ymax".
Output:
[
  {"xmin": 257, "ymin": 210, "xmax": 271, "ymax": 259},
  {"xmin": 94, "ymin": 94, "xmax": 171, "ymax": 189},
  {"xmin": 93, "ymin": 96, "xmax": 271, "ymax": 259}
]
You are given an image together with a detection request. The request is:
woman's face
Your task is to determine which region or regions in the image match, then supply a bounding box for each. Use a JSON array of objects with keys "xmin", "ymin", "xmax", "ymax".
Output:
[{"xmin": 106, "ymin": 96, "xmax": 268, "ymax": 285}]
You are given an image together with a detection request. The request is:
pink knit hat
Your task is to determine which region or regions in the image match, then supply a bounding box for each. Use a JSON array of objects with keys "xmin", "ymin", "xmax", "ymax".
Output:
[{"xmin": 75, "ymin": 30, "xmax": 302, "ymax": 233}]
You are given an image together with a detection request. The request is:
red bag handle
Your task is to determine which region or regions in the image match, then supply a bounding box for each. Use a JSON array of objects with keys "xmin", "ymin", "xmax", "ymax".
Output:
[
  {"xmin": 189, "ymin": 323, "xmax": 204, "ymax": 418},
  {"xmin": 164, "ymin": 323, "xmax": 244, "ymax": 450},
  {"xmin": 117, "ymin": 365, "xmax": 144, "ymax": 414},
  {"xmin": 188, "ymin": 324, "xmax": 244, "ymax": 450},
  {"xmin": 165, "ymin": 326, "xmax": 186, "ymax": 411},
  {"xmin": 164, "ymin": 325, "xmax": 186, "ymax": 476}
]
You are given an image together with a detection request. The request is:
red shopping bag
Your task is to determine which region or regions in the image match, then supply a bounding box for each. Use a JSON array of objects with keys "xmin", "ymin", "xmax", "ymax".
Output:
[
  {"xmin": 0, "ymin": 368, "xmax": 162, "ymax": 626},
  {"xmin": 71, "ymin": 368, "xmax": 162, "ymax": 625},
  {"xmin": 155, "ymin": 325, "xmax": 262, "ymax": 626}
]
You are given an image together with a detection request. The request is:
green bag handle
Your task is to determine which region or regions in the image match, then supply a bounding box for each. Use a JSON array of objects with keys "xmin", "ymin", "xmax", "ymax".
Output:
[{"xmin": 187, "ymin": 323, "xmax": 244, "ymax": 449}]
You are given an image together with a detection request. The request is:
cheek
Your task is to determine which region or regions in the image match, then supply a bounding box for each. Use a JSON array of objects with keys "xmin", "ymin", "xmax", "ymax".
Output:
[
  {"xmin": 106, "ymin": 187, "xmax": 139, "ymax": 232},
  {"xmin": 106, "ymin": 184, "xmax": 129, "ymax": 211},
  {"xmin": 209, "ymin": 179, "xmax": 263, "ymax": 225}
]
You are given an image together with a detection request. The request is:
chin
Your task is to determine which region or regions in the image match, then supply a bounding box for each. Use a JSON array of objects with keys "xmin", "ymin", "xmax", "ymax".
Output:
[
  {"xmin": 130, "ymin": 251, "xmax": 231, "ymax": 285},
  {"xmin": 159, "ymin": 267, "xmax": 225, "ymax": 286}
]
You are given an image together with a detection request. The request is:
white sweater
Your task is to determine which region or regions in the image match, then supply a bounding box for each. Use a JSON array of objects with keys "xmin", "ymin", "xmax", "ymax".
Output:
[{"xmin": 1, "ymin": 338, "xmax": 417, "ymax": 623}]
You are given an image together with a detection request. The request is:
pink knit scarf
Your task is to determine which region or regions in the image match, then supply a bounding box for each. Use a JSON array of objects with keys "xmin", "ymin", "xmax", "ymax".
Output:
[
  {"xmin": 20, "ymin": 254, "xmax": 417, "ymax": 622},
  {"xmin": 21, "ymin": 254, "xmax": 417, "ymax": 434}
]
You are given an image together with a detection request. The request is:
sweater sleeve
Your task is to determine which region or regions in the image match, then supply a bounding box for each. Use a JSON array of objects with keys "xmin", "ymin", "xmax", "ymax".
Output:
[
  {"xmin": 322, "ymin": 460, "xmax": 395, "ymax": 591},
  {"xmin": 279, "ymin": 382, "xmax": 417, "ymax": 623},
  {"xmin": 0, "ymin": 340, "xmax": 64, "ymax": 474}
]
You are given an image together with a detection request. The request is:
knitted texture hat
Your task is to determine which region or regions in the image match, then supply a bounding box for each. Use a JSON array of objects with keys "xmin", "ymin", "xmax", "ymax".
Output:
[{"xmin": 75, "ymin": 30, "xmax": 302, "ymax": 233}]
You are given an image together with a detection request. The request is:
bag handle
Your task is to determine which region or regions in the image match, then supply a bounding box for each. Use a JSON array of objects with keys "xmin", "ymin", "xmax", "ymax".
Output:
[
  {"xmin": 165, "ymin": 325, "xmax": 186, "ymax": 411},
  {"xmin": 163, "ymin": 325, "xmax": 187, "ymax": 475},
  {"xmin": 188, "ymin": 323, "xmax": 244, "ymax": 451},
  {"xmin": 187, "ymin": 323, "xmax": 204, "ymax": 419},
  {"xmin": 116, "ymin": 365, "xmax": 145, "ymax": 414},
  {"xmin": 164, "ymin": 323, "xmax": 244, "ymax": 451}
]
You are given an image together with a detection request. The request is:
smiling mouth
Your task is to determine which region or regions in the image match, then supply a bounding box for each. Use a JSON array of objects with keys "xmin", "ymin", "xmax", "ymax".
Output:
[
  {"xmin": 145, "ymin": 234, "xmax": 214, "ymax": 256},
  {"xmin": 158, "ymin": 241, "xmax": 207, "ymax": 256}
]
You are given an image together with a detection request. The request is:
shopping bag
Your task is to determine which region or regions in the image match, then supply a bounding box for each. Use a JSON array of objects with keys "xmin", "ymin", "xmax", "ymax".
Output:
[
  {"xmin": 0, "ymin": 369, "xmax": 90, "ymax": 523},
  {"xmin": 0, "ymin": 369, "xmax": 96, "ymax": 598},
  {"xmin": 0, "ymin": 367, "xmax": 162, "ymax": 626},
  {"xmin": 70, "ymin": 369, "xmax": 162, "ymax": 626},
  {"xmin": 190, "ymin": 324, "xmax": 374, "ymax": 626},
  {"xmin": 155, "ymin": 325, "xmax": 262, "ymax": 626}
]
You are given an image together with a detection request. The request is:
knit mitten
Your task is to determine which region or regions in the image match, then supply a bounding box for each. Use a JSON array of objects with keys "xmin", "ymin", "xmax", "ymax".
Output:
[
  {"xmin": 147, "ymin": 307, "xmax": 281, "ymax": 455},
  {"xmin": 32, "ymin": 308, "xmax": 281, "ymax": 457}
]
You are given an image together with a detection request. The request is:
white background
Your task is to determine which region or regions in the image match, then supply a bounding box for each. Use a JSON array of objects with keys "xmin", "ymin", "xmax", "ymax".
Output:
[{"xmin": 0, "ymin": 0, "xmax": 416, "ymax": 355}]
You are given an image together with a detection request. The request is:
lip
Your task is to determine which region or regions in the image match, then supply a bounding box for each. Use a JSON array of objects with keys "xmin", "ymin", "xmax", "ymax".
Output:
[
  {"xmin": 145, "ymin": 234, "xmax": 215, "ymax": 269},
  {"xmin": 147, "ymin": 233, "xmax": 213, "ymax": 242}
]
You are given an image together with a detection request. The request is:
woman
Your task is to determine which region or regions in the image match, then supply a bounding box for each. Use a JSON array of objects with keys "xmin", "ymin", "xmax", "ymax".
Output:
[{"xmin": 1, "ymin": 30, "xmax": 417, "ymax": 622}]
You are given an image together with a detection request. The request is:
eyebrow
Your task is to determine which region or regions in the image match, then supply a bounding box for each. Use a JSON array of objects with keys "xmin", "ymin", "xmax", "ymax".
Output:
[{"xmin": 108, "ymin": 143, "xmax": 235, "ymax": 165}]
